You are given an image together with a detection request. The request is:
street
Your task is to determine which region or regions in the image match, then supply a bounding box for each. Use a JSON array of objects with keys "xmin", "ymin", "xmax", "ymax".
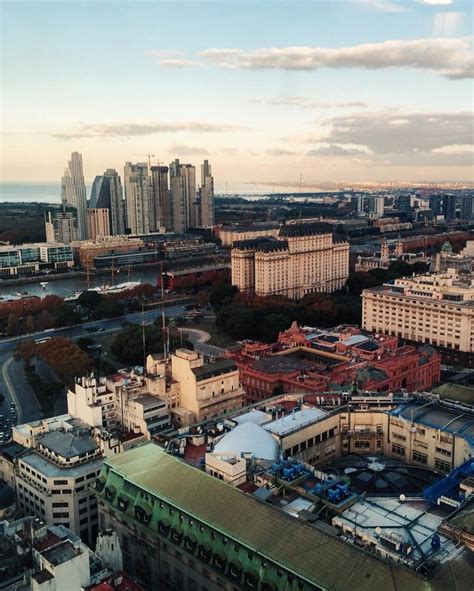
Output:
[{"xmin": 0, "ymin": 305, "xmax": 186, "ymax": 429}]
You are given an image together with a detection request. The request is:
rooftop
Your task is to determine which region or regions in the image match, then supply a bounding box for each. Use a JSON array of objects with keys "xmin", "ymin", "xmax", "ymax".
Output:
[
  {"xmin": 40, "ymin": 431, "xmax": 98, "ymax": 459},
  {"xmin": 21, "ymin": 451, "xmax": 103, "ymax": 478},
  {"xmin": 192, "ymin": 358, "xmax": 237, "ymax": 381},
  {"xmin": 263, "ymin": 407, "xmax": 327, "ymax": 437},
  {"xmin": 391, "ymin": 402, "xmax": 474, "ymax": 445},
  {"xmin": 279, "ymin": 222, "xmax": 333, "ymax": 237},
  {"xmin": 41, "ymin": 540, "xmax": 80, "ymax": 566},
  {"xmin": 98, "ymin": 444, "xmax": 438, "ymax": 591}
]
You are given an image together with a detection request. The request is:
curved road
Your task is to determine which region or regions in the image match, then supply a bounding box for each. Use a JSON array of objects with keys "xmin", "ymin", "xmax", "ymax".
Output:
[
  {"xmin": 0, "ymin": 305, "xmax": 186, "ymax": 427},
  {"xmin": 178, "ymin": 327, "xmax": 227, "ymax": 357}
]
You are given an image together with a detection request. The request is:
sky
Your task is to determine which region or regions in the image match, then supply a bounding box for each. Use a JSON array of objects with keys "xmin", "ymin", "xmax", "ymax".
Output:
[{"xmin": 1, "ymin": 0, "xmax": 473, "ymax": 190}]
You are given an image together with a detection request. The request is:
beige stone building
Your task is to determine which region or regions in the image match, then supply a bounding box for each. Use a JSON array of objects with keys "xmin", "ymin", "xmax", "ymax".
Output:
[
  {"xmin": 231, "ymin": 223, "xmax": 349, "ymax": 299},
  {"xmin": 362, "ymin": 269, "xmax": 474, "ymax": 352},
  {"xmin": 86, "ymin": 207, "xmax": 111, "ymax": 240},
  {"xmin": 171, "ymin": 349, "xmax": 244, "ymax": 424},
  {"xmin": 220, "ymin": 223, "xmax": 280, "ymax": 247}
]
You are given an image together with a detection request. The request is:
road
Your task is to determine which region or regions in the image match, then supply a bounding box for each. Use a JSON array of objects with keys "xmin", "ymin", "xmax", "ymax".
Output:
[
  {"xmin": 0, "ymin": 305, "xmax": 186, "ymax": 429},
  {"xmin": 178, "ymin": 327, "xmax": 227, "ymax": 357}
]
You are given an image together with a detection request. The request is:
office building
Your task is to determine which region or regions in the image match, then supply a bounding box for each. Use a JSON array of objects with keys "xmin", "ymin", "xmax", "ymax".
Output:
[
  {"xmin": 124, "ymin": 162, "xmax": 150, "ymax": 235},
  {"xmin": 169, "ymin": 159, "xmax": 196, "ymax": 233},
  {"xmin": 460, "ymin": 195, "xmax": 474, "ymax": 221},
  {"xmin": 89, "ymin": 169, "xmax": 125, "ymax": 235},
  {"xmin": 397, "ymin": 194, "xmax": 412, "ymax": 217},
  {"xmin": 219, "ymin": 222, "xmax": 280, "ymax": 247},
  {"xmin": 200, "ymin": 159, "xmax": 215, "ymax": 226},
  {"xmin": 0, "ymin": 242, "xmax": 74, "ymax": 277},
  {"xmin": 87, "ymin": 208, "xmax": 111, "ymax": 241},
  {"xmin": 362, "ymin": 269, "xmax": 474, "ymax": 352},
  {"xmin": 45, "ymin": 206, "xmax": 78, "ymax": 244},
  {"xmin": 231, "ymin": 223, "xmax": 349, "ymax": 299},
  {"xmin": 150, "ymin": 165, "xmax": 170, "ymax": 230},
  {"xmin": 61, "ymin": 152, "xmax": 88, "ymax": 240},
  {"xmin": 367, "ymin": 195, "xmax": 385, "ymax": 218},
  {"xmin": 72, "ymin": 236, "xmax": 145, "ymax": 269},
  {"xmin": 443, "ymin": 194, "xmax": 457, "ymax": 220},
  {"xmin": 170, "ymin": 349, "xmax": 244, "ymax": 425}
]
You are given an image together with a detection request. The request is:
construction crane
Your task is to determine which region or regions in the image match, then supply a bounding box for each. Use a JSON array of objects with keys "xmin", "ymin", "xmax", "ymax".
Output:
[{"xmin": 133, "ymin": 153, "xmax": 156, "ymax": 167}]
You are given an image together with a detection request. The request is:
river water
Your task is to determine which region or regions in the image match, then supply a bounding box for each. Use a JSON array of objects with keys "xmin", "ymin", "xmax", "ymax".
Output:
[{"xmin": 0, "ymin": 267, "xmax": 161, "ymax": 299}]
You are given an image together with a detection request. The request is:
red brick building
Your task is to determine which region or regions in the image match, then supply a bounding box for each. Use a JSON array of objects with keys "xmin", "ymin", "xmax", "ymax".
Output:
[{"xmin": 231, "ymin": 322, "xmax": 441, "ymax": 404}]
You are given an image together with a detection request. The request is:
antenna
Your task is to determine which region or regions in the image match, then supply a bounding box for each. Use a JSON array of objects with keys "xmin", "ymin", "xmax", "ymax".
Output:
[
  {"xmin": 299, "ymin": 173, "xmax": 302, "ymax": 194},
  {"xmin": 160, "ymin": 260, "xmax": 168, "ymax": 360},
  {"xmin": 141, "ymin": 298, "xmax": 147, "ymax": 370}
]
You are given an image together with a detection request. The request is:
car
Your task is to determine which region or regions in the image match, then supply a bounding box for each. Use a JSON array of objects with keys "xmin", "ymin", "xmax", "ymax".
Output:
[{"xmin": 98, "ymin": 328, "xmax": 106, "ymax": 332}]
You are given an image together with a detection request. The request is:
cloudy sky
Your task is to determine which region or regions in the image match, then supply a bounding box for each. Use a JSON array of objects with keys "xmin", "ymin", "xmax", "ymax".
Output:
[{"xmin": 1, "ymin": 0, "xmax": 473, "ymax": 189}]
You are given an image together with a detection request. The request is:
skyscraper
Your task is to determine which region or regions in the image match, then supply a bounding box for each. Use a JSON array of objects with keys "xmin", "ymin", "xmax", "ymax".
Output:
[
  {"xmin": 89, "ymin": 169, "xmax": 125, "ymax": 235},
  {"xmin": 86, "ymin": 208, "xmax": 111, "ymax": 241},
  {"xmin": 61, "ymin": 152, "xmax": 87, "ymax": 240},
  {"xmin": 150, "ymin": 165, "xmax": 170, "ymax": 231},
  {"xmin": 443, "ymin": 194, "xmax": 457, "ymax": 220},
  {"xmin": 169, "ymin": 159, "xmax": 196, "ymax": 233},
  {"xmin": 124, "ymin": 162, "xmax": 150, "ymax": 235},
  {"xmin": 200, "ymin": 159, "xmax": 215, "ymax": 226},
  {"xmin": 460, "ymin": 195, "xmax": 474, "ymax": 221}
]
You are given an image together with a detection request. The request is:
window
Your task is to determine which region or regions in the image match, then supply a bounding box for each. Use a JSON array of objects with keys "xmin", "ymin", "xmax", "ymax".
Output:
[
  {"xmin": 392, "ymin": 443, "xmax": 405, "ymax": 457},
  {"xmin": 436, "ymin": 447, "xmax": 452, "ymax": 457},
  {"xmin": 435, "ymin": 459, "xmax": 451, "ymax": 474},
  {"xmin": 52, "ymin": 502, "xmax": 68, "ymax": 508},
  {"xmin": 412, "ymin": 450, "xmax": 427, "ymax": 465},
  {"xmin": 53, "ymin": 479, "xmax": 68, "ymax": 485}
]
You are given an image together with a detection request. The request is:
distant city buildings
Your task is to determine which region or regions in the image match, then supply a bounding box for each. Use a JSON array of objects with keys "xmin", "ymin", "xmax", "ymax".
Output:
[
  {"xmin": 231, "ymin": 222, "xmax": 349, "ymax": 299},
  {"xmin": 45, "ymin": 205, "xmax": 78, "ymax": 245},
  {"xmin": 0, "ymin": 242, "xmax": 74, "ymax": 277},
  {"xmin": 200, "ymin": 159, "xmax": 215, "ymax": 227},
  {"xmin": 86, "ymin": 208, "xmax": 111, "ymax": 241},
  {"xmin": 124, "ymin": 162, "xmax": 150, "ymax": 235}
]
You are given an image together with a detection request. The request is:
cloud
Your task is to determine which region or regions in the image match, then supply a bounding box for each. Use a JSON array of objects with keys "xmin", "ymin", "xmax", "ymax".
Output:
[
  {"xmin": 266, "ymin": 148, "xmax": 297, "ymax": 156},
  {"xmin": 197, "ymin": 38, "xmax": 473, "ymax": 79},
  {"xmin": 170, "ymin": 144, "xmax": 210, "ymax": 155},
  {"xmin": 432, "ymin": 144, "xmax": 474, "ymax": 154},
  {"xmin": 318, "ymin": 110, "xmax": 473, "ymax": 154},
  {"xmin": 307, "ymin": 144, "xmax": 372, "ymax": 157},
  {"xmin": 51, "ymin": 121, "xmax": 249, "ymax": 139},
  {"xmin": 350, "ymin": 0, "xmax": 408, "ymax": 12},
  {"xmin": 423, "ymin": 0, "xmax": 453, "ymax": 5},
  {"xmin": 433, "ymin": 12, "xmax": 464, "ymax": 36},
  {"xmin": 146, "ymin": 50, "xmax": 200, "ymax": 68},
  {"xmin": 252, "ymin": 96, "xmax": 368, "ymax": 109}
]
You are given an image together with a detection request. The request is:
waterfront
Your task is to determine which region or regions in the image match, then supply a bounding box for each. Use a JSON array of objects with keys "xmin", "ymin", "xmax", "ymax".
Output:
[{"xmin": 0, "ymin": 266, "xmax": 161, "ymax": 298}]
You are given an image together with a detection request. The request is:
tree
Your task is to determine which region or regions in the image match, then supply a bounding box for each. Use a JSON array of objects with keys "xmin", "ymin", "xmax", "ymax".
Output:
[
  {"xmin": 347, "ymin": 272, "xmax": 380, "ymax": 296},
  {"xmin": 111, "ymin": 324, "xmax": 180, "ymax": 365},
  {"xmin": 36, "ymin": 309, "xmax": 53, "ymax": 331},
  {"xmin": 53, "ymin": 303, "xmax": 81, "ymax": 328},
  {"xmin": 6, "ymin": 313, "xmax": 19, "ymax": 336},
  {"xmin": 259, "ymin": 313, "xmax": 292, "ymax": 343},
  {"xmin": 209, "ymin": 281, "xmax": 238, "ymax": 309},
  {"xmin": 25, "ymin": 314, "xmax": 35, "ymax": 334},
  {"xmin": 195, "ymin": 290, "xmax": 209, "ymax": 309},
  {"xmin": 77, "ymin": 290, "xmax": 103, "ymax": 309},
  {"xmin": 77, "ymin": 337, "xmax": 95, "ymax": 351}
]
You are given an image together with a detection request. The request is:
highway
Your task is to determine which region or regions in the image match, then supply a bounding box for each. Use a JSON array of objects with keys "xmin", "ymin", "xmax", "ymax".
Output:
[{"xmin": 0, "ymin": 305, "xmax": 186, "ymax": 431}]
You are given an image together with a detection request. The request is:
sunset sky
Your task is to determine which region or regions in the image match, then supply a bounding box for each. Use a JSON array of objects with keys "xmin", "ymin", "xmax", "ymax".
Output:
[{"xmin": 1, "ymin": 0, "xmax": 473, "ymax": 190}]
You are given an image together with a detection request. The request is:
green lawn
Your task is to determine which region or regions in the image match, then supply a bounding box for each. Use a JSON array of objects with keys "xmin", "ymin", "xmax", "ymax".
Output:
[{"xmin": 179, "ymin": 318, "xmax": 238, "ymax": 349}]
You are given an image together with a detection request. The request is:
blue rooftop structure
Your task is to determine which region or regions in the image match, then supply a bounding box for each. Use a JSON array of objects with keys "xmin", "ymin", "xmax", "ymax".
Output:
[{"xmin": 390, "ymin": 402, "xmax": 474, "ymax": 447}]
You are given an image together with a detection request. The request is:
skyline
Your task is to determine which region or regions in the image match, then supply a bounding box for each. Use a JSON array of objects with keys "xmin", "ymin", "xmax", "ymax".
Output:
[{"xmin": 1, "ymin": 0, "xmax": 473, "ymax": 187}]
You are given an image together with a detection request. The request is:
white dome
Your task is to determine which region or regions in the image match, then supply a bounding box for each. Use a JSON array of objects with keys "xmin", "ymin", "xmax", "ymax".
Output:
[{"xmin": 214, "ymin": 422, "xmax": 279, "ymax": 461}]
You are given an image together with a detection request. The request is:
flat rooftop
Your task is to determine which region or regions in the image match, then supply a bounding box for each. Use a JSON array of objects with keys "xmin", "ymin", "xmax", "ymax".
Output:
[
  {"xmin": 263, "ymin": 407, "xmax": 327, "ymax": 437},
  {"xmin": 192, "ymin": 359, "xmax": 237, "ymax": 381},
  {"xmin": 41, "ymin": 540, "xmax": 80, "ymax": 566},
  {"xmin": 20, "ymin": 451, "xmax": 103, "ymax": 478},
  {"xmin": 40, "ymin": 431, "xmax": 98, "ymax": 458},
  {"xmin": 391, "ymin": 402, "xmax": 474, "ymax": 445}
]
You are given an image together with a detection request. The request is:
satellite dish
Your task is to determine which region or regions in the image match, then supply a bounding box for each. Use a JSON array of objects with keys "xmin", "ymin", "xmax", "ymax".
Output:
[
  {"xmin": 375, "ymin": 527, "xmax": 382, "ymax": 535},
  {"xmin": 399, "ymin": 494, "xmax": 406, "ymax": 502}
]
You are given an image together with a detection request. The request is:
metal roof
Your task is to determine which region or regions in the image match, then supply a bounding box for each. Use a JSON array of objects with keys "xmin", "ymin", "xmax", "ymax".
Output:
[{"xmin": 100, "ymin": 444, "xmax": 438, "ymax": 591}]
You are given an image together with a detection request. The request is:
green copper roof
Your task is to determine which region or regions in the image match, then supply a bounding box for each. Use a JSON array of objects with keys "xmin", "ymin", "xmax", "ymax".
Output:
[{"xmin": 99, "ymin": 443, "xmax": 438, "ymax": 591}]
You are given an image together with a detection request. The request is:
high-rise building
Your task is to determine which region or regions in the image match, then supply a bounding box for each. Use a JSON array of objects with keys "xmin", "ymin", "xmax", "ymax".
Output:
[
  {"xmin": 124, "ymin": 162, "xmax": 150, "ymax": 235},
  {"xmin": 89, "ymin": 169, "xmax": 125, "ymax": 236},
  {"xmin": 169, "ymin": 159, "xmax": 197, "ymax": 233},
  {"xmin": 87, "ymin": 208, "xmax": 111, "ymax": 241},
  {"xmin": 429, "ymin": 195, "xmax": 443, "ymax": 217},
  {"xmin": 61, "ymin": 152, "xmax": 88, "ymax": 240},
  {"xmin": 45, "ymin": 206, "xmax": 78, "ymax": 244},
  {"xmin": 367, "ymin": 195, "xmax": 384, "ymax": 218},
  {"xmin": 460, "ymin": 195, "xmax": 474, "ymax": 221},
  {"xmin": 200, "ymin": 159, "xmax": 215, "ymax": 226},
  {"xmin": 443, "ymin": 194, "xmax": 457, "ymax": 220},
  {"xmin": 150, "ymin": 165, "xmax": 170, "ymax": 230}
]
